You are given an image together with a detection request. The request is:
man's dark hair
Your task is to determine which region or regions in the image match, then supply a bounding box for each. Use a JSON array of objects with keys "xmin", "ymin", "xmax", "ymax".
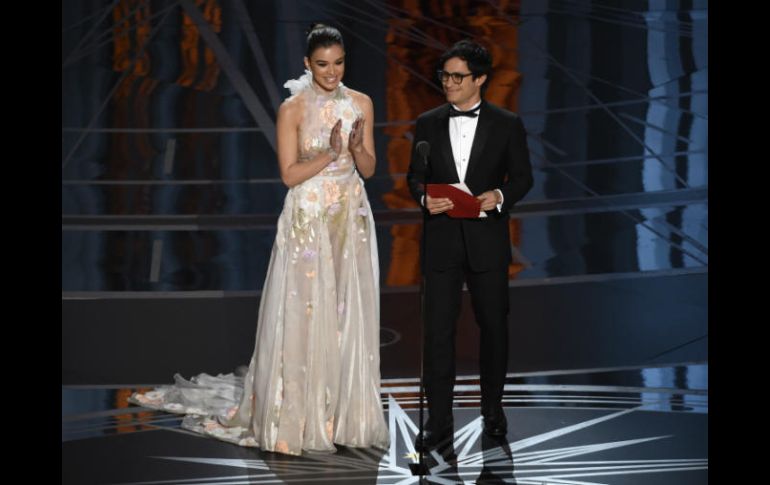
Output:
[{"xmin": 438, "ymin": 40, "xmax": 493, "ymax": 92}]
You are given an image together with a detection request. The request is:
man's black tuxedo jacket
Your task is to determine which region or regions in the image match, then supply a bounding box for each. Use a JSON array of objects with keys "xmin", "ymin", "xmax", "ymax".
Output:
[{"xmin": 407, "ymin": 100, "xmax": 533, "ymax": 272}]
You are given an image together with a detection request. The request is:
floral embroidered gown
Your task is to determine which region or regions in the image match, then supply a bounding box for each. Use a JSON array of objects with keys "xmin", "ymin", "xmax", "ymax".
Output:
[{"xmin": 128, "ymin": 72, "xmax": 390, "ymax": 456}]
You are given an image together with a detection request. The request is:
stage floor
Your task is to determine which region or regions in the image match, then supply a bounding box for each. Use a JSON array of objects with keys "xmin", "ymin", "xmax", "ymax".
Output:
[{"xmin": 63, "ymin": 363, "xmax": 707, "ymax": 484}]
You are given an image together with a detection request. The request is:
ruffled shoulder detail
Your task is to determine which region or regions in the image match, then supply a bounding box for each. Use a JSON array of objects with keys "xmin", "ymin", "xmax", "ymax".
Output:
[{"xmin": 283, "ymin": 70, "xmax": 313, "ymax": 95}]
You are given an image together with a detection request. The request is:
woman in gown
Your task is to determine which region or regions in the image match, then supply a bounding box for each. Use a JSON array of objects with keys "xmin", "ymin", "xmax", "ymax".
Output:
[{"xmin": 129, "ymin": 24, "xmax": 389, "ymax": 456}]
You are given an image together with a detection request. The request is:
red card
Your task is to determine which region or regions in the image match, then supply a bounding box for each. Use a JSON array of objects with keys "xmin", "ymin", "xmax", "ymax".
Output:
[{"xmin": 426, "ymin": 184, "xmax": 482, "ymax": 218}]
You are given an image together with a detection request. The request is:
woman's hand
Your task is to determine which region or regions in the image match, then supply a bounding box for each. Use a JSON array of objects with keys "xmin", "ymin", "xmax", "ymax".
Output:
[
  {"xmin": 348, "ymin": 117, "xmax": 364, "ymax": 154},
  {"xmin": 328, "ymin": 119, "xmax": 342, "ymax": 160}
]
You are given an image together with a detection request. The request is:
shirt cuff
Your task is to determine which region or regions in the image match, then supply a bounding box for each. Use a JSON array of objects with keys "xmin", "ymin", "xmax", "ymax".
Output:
[{"xmin": 494, "ymin": 189, "xmax": 504, "ymax": 212}]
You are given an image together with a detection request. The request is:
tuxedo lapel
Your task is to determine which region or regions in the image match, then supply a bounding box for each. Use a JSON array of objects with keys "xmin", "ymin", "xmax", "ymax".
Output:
[
  {"xmin": 436, "ymin": 105, "xmax": 460, "ymax": 183},
  {"xmin": 463, "ymin": 100, "xmax": 493, "ymax": 182}
]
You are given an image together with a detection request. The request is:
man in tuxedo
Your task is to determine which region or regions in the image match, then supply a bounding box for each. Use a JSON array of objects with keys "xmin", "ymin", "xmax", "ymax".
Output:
[{"xmin": 407, "ymin": 40, "xmax": 533, "ymax": 451}]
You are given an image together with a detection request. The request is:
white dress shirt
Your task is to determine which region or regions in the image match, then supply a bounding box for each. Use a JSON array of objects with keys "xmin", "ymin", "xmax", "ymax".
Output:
[{"xmin": 449, "ymin": 101, "xmax": 480, "ymax": 183}]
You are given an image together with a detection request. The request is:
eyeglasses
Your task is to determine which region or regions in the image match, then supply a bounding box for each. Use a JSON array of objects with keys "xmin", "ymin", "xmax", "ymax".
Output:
[{"xmin": 437, "ymin": 70, "xmax": 474, "ymax": 85}]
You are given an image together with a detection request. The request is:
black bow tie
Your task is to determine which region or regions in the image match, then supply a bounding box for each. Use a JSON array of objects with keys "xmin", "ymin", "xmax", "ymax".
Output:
[{"xmin": 448, "ymin": 105, "xmax": 480, "ymax": 118}]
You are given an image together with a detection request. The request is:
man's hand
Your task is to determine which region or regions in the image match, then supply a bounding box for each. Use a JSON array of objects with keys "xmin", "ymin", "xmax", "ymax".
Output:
[
  {"xmin": 476, "ymin": 190, "xmax": 501, "ymax": 211},
  {"xmin": 425, "ymin": 194, "xmax": 454, "ymax": 215}
]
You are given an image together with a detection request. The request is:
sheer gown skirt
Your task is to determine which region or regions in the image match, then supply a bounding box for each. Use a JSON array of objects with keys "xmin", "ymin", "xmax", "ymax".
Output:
[{"xmin": 132, "ymin": 169, "xmax": 389, "ymax": 456}]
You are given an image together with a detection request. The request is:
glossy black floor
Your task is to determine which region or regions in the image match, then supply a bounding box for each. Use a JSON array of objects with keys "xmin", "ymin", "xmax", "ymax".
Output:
[
  {"xmin": 63, "ymin": 363, "xmax": 707, "ymax": 484},
  {"xmin": 62, "ymin": 0, "xmax": 708, "ymax": 483}
]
